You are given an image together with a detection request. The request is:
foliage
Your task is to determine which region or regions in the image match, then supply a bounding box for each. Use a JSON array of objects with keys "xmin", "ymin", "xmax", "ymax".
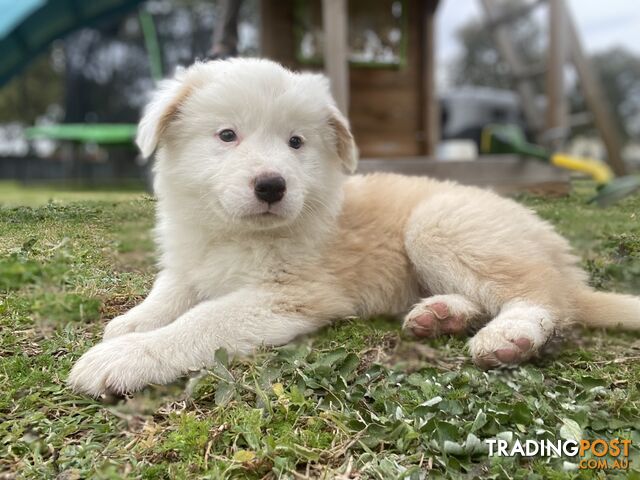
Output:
[
  {"xmin": 571, "ymin": 48, "xmax": 640, "ymax": 141},
  {"xmin": 0, "ymin": 54, "xmax": 63, "ymax": 125},
  {"xmin": 0, "ymin": 0, "xmax": 259, "ymax": 127},
  {"xmin": 450, "ymin": 3, "xmax": 640, "ymax": 143},
  {"xmin": 0, "ymin": 182, "xmax": 639, "ymax": 479},
  {"xmin": 450, "ymin": 0, "xmax": 544, "ymax": 90}
]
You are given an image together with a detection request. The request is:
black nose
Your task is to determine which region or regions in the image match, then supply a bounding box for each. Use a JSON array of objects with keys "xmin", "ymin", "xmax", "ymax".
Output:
[{"xmin": 254, "ymin": 174, "xmax": 286, "ymax": 204}]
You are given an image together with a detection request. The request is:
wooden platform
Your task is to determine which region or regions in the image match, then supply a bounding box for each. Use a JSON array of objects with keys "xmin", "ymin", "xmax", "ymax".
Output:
[{"xmin": 357, "ymin": 155, "xmax": 572, "ymax": 195}]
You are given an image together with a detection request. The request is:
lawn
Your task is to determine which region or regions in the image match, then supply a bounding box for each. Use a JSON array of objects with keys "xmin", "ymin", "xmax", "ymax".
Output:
[{"xmin": 1, "ymin": 180, "xmax": 639, "ymax": 479}]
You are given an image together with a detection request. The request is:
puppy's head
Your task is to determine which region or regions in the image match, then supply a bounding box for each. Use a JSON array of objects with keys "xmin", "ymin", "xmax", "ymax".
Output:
[{"xmin": 137, "ymin": 58, "xmax": 357, "ymax": 231}]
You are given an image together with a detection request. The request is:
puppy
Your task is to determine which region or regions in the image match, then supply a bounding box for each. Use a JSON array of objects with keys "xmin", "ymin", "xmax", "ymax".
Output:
[{"xmin": 69, "ymin": 58, "xmax": 640, "ymax": 396}]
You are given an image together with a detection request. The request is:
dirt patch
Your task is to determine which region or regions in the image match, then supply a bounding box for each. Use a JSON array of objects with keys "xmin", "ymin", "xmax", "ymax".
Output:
[
  {"xmin": 356, "ymin": 332, "xmax": 399, "ymax": 374},
  {"xmin": 111, "ymin": 250, "xmax": 155, "ymax": 274},
  {"xmin": 101, "ymin": 294, "xmax": 145, "ymax": 319}
]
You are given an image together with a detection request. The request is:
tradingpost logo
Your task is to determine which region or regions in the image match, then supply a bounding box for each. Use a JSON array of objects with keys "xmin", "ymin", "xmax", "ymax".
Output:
[{"xmin": 487, "ymin": 437, "xmax": 632, "ymax": 470}]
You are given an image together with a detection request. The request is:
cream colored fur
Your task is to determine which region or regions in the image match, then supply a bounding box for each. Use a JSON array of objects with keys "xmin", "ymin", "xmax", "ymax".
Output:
[{"xmin": 68, "ymin": 59, "xmax": 640, "ymax": 396}]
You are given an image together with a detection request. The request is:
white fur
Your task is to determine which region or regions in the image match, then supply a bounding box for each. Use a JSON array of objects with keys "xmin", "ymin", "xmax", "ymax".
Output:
[{"xmin": 68, "ymin": 58, "xmax": 640, "ymax": 397}]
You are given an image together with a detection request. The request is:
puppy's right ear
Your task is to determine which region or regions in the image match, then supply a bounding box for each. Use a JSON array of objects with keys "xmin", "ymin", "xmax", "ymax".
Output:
[{"xmin": 136, "ymin": 74, "xmax": 192, "ymax": 158}]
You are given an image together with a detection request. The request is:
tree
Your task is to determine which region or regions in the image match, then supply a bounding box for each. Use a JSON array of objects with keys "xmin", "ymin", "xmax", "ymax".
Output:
[
  {"xmin": 0, "ymin": 0, "xmax": 260, "ymax": 128},
  {"xmin": 590, "ymin": 48, "xmax": 640, "ymax": 141},
  {"xmin": 0, "ymin": 52, "xmax": 63, "ymax": 125},
  {"xmin": 450, "ymin": 0, "xmax": 544, "ymax": 89},
  {"xmin": 450, "ymin": 5, "xmax": 640, "ymax": 143}
]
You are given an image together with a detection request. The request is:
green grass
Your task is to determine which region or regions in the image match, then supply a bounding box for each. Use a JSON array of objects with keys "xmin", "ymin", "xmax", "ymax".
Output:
[
  {"xmin": 0, "ymin": 181, "xmax": 145, "ymax": 207},
  {"xmin": 1, "ymin": 181, "xmax": 639, "ymax": 479}
]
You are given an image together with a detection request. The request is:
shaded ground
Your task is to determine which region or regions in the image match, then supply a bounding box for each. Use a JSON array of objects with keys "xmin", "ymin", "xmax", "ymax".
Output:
[{"xmin": 0, "ymin": 181, "xmax": 639, "ymax": 479}]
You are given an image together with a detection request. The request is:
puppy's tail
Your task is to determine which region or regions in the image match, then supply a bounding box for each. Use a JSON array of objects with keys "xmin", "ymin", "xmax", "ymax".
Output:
[{"xmin": 575, "ymin": 289, "xmax": 640, "ymax": 330}]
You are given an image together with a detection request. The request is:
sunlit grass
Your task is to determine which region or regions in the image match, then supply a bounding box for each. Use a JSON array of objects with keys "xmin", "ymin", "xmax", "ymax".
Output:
[{"xmin": 0, "ymin": 180, "xmax": 147, "ymax": 207}]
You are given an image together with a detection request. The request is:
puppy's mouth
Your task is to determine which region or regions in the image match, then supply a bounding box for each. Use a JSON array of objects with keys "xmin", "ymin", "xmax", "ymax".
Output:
[
  {"xmin": 239, "ymin": 208, "xmax": 292, "ymax": 230},
  {"xmin": 248, "ymin": 206, "xmax": 277, "ymax": 217},
  {"xmin": 253, "ymin": 202, "xmax": 287, "ymax": 218},
  {"xmin": 245, "ymin": 206, "xmax": 285, "ymax": 220},
  {"xmin": 227, "ymin": 196, "xmax": 300, "ymax": 227}
]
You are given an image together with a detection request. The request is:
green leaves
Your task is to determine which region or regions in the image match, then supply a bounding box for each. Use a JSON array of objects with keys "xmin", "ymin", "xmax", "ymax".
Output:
[
  {"xmin": 559, "ymin": 418, "xmax": 582, "ymax": 442},
  {"xmin": 0, "ymin": 252, "xmax": 43, "ymax": 290},
  {"xmin": 470, "ymin": 409, "xmax": 488, "ymax": 432},
  {"xmin": 2, "ymin": 182, "xmax": 640, "ymax": 478}
]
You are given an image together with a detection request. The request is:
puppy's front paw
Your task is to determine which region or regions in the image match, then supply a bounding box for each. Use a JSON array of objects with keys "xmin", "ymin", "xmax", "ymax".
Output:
[
  {"xmin": 103, "ymin": 313, "xmax": 159, "ymax": 340},
  {"xmin": 103, "ymin": 315, "xmax": 134, "ymax": 340},
  {"xmin": 68, "ymin": 333, "xmax": 175, "ymax": 397}
]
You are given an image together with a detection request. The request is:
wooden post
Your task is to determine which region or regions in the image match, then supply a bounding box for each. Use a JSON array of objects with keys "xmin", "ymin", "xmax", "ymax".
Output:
[
  {"xmin": 546, "ymin": 0, "xmax": 567, "ymax": 144},
  {"xmin": 209, "ymin": 0, "xmax": 242, "ymax": 58},
  {"xmin": 564, "ymin": 1, "xmax": 627, "ymax": 175},
  {"xmin": 480, "ymin": 0, "xmax": 542, "ymax": 134},
  {"xmin": 321, "ymin": 0, "xmax": 349, "ymax": 115},
  {"xmin": 421, "ymin": 0, "xmax": 439, "ymax": 156},
  {"xmin": 259, "ymin": 0, "xmax": 295, "ymax": 66}
]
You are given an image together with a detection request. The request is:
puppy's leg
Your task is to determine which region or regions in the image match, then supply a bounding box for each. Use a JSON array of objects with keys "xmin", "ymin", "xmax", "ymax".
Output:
[
  {"xmin": 69, "ymin": 289, "xmax": 324, "ymax": 396},
  {"xmin": 103, "ymin": 271, "xmax": 196, "ymax": 340},
  {"xmin": 403, "ymin": 294, "xmax": 483, "ymax": 338},
  {"xmin": 404, "ymin": 192, "xmax": 577, "ymax": 366}
]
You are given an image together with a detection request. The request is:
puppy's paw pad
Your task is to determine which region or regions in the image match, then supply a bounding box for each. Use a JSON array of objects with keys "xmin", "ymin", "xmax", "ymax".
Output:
[
  {"xmin": 473, "ymin": 353, "xmax": 501, "ymax": 369},
  {"xmin": 405, "ymin": 314, "xmax": 435, "ymax": 337},
  {"xmin": 440, "ymin": 314, "xmax": 467, "ymax": 335},
  {"xmin": 469, "ymin": 326, "xmax": 539, "ymax": 370},
  {"xmin": 403, "ymin": 295, "xmax": 479, "ymax": 338},
  {"xmin": 492, "ymin": 337, "xmax": 533, "ymax": 363},
  {"xmin": 404, "ymin": 303, "xmax": 449, "ymax": 337},
  {"xmin": 427, "ymin": 302, "xmax": 450, "ymax": 320},
  {"xmin": 513, "ymin": 337, "xmax": 532, "ymax": 352},
  {"xmin": 403, "ymin": 304, "xmax": 468, "ymax": 338},
  {"xmin": 494, "ymin": 346, "xmax": 521, "ymax": 364}
]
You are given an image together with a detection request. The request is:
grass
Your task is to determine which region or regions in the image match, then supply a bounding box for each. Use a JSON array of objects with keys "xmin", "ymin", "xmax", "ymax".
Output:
[
  {"xmin": 0, "ymin": 181, "xmax": 145, "ymax": 207},
  {"xmin": 0, "ymin": 180, "xmax": 639, "ymax": 479}
]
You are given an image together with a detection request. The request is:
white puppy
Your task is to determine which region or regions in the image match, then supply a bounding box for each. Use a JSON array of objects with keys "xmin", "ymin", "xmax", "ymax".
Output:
[{"xmin": 69, "ymin": 58, "xmax": 640, "ymax": 396}]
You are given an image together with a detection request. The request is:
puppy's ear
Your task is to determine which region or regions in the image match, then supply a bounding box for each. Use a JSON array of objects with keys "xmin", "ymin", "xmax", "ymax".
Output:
[
  {"xmin": 136, "ymin": 73, "xmax": 192, "ymax": 158},
  {"xmin": 328, "ymin": 106, "xmax": 358, "ymax": 174}
]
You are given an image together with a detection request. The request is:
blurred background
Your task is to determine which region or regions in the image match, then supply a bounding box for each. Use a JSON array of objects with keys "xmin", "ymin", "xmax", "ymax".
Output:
[{"xmin": 0, "ymin": 0, "xmax": 638, "ymax": 193}]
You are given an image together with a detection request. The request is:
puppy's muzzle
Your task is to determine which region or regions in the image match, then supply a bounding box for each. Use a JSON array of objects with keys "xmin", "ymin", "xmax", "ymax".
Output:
[{"xmin": 254, "ymin": 173, "xmax": 286, "ymax": 204}]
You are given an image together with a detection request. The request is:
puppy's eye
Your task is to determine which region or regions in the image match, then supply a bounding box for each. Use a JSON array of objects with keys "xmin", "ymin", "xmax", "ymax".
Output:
[
  {"xmin": 288, "ymin": 135, "xmax": 303, "ymax": 150},
  {"xmin": 218, "ymin": 129, "xmax": 237, "ymax": 142}
]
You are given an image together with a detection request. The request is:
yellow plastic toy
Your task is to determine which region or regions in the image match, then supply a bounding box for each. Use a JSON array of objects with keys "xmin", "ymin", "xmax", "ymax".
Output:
[
  {"xmin": 482, "ymin": 124, "xmax": 613, "ymax": 186},
  {"xmin": 550, "ymin": 153, "xmax": 614, "ymax": 185}
]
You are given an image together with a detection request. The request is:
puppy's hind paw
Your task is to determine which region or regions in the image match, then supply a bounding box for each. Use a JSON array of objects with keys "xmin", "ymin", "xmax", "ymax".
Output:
[
  {"xmin": 402, "ymin": 294, "xmax": 481, "ymax": 338},
  {"xmin": 468, "ymin": 302, "xmax": 555, "ymax": 370},
  {"xmin": 470, "ymin": 335, "xmax": 534, "ymax": 369}
]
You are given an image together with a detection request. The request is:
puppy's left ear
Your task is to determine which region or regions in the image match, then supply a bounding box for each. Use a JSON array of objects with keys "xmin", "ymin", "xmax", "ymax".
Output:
[
  {"xmin": 136, "ymin": 73, "xmax": 192, "ymax": 158},
  {"xmin": 328, "ymin": 106, "xmax": 358, "ymax": 174}
]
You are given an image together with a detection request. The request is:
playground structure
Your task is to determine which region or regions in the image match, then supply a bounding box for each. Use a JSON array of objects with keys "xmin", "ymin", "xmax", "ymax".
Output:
[
  {"xmin": 258, "ymin": 0, "xmax": 632, "ymax": 194},
  {"xmin": 1, "ymin": 0, "xmax": 638, "ymax": 197}
]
